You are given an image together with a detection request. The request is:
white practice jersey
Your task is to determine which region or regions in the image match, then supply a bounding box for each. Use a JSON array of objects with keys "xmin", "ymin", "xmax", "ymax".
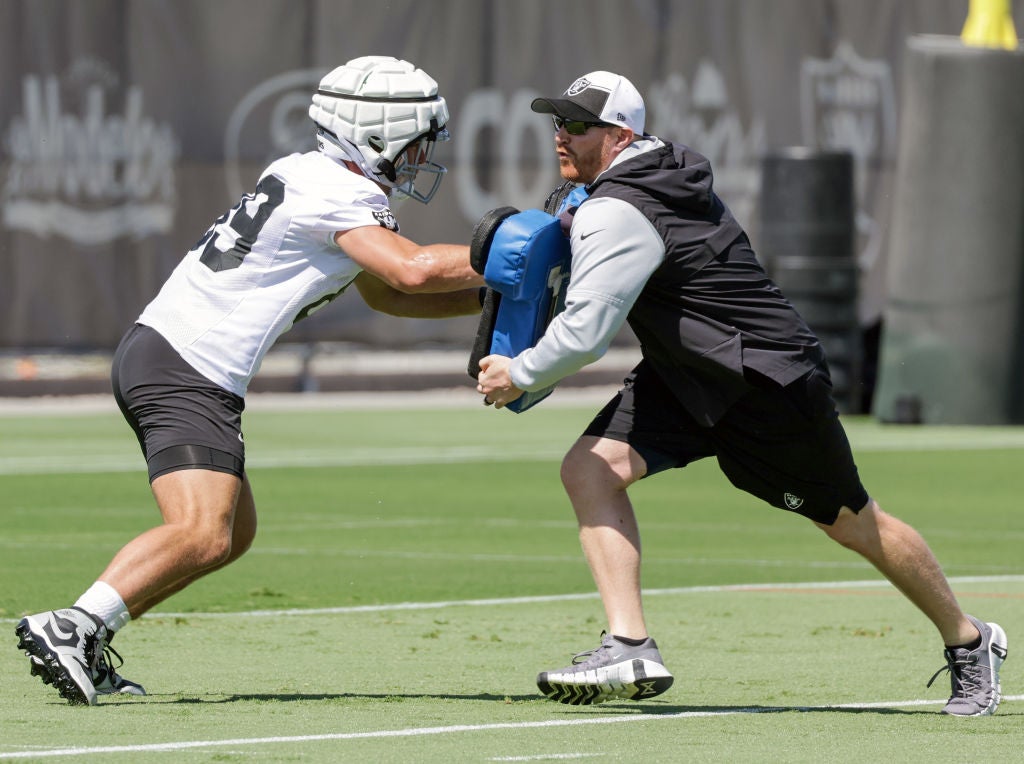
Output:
[{"xmin": 138, "ymin": 151, "xmax": 398, "ymax": 396}]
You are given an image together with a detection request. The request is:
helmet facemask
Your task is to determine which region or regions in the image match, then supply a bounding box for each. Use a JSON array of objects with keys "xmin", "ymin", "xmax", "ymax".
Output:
[{"xmin": 384, "ymin": 119, "xmax": 449, "ymax": 204}]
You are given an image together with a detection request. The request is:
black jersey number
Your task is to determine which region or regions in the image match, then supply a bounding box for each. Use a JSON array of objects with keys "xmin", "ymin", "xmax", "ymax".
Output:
[{"xmin": 198, "ymin": 175, "xmax": 286, "ymax": 272}]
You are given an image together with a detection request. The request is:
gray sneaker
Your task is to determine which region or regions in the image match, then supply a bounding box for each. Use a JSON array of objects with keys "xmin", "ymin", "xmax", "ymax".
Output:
[
  {"xmin": 927, "ymin": 615, "xmax": 1007, "ymax": 716},
  {"xmin": 16, "ymin": 607, "xmax": 107, "ymax": 706},
  {"xmin": 537, "ymin": 632, "xmax": 674, "ymax": 705}
]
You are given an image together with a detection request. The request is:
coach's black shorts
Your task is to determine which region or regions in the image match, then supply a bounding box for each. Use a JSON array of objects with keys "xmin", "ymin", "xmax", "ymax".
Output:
[
  {"xmin": 583, "ymin": 360, "xmax": 869, "ymax": 525},
  {"xmin": 111, "ymin": 323, "xmax": 245, "ymax": 482}
]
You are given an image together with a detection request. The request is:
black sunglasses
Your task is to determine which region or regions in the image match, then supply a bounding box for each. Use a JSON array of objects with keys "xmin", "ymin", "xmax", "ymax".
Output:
[{"xmin": 551, "ymin": 115, "xmax": 607, "ymax": 135}]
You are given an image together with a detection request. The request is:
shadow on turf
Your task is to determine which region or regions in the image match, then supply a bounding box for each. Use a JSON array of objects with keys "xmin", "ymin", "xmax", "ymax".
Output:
[
  {"xmin": 107, "ymin": 693, "xmax": 958, "ymax": 715},
  {"xmin": 586, "ymin": 703, "xmax": 936, "ymax": 716}
]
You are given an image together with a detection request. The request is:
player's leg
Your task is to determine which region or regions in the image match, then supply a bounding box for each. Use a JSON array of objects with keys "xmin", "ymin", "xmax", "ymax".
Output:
[
  {"xmin": 561, "ymin": 435, "xmax": 648, "ymax": 639},
  {"xmin": 537, "ymin": 436, "xmax": 672, "ymax": 704},
  {"xmin": 96, "ymin": 467, "xmax": 243, "ymax": 615},
  {"xmin": 100, "ymin": 322, "xmax": 250, "ymax": 616},
  {"xmin": 817, "ymin": 500, "xmax": 975, "ymax": 645},
  {"xmin": 16, "ymin": 324, "xmax": 250, "ymax": 704},
  {"xmin": 93, "ymin": 469, "xmax": 253, "ymax": 697},
  {"xmin": 14, "ymin": 467, "xmax": 242, "ymax": 705},
  {"xmin": 91, "ymin": 468, "xmax": 248, "ymax": 697},
  {"xmin": 789, "ymin": 365, "xmax": 1005, "ymax": 715},
  {"xmin": 712, "ymin": 365, "xmax": 1006, "ymax": 714},
  {"xmin": 537, "ymin": 365, "xmax": 700, "ymax": 704},
  {"xmin": 123, "ymin": 473, "xmax": 257, "ymax": 618},
  {"xmin": 818, "ymin": 501, "xmax": 1006, "ymax": 716}
]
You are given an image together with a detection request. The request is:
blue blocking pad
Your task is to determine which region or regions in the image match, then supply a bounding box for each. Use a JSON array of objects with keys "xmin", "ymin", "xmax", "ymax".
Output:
[
  {"xmin": 482, "ymin": 210, "xmax": 572, "ymax": 412},
  {"xmin": 469, "ymin": 187, "xmax": 588, "ymax": 413}
]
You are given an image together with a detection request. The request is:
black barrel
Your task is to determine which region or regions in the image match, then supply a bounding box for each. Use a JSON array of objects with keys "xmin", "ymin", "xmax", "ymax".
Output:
[{"xmin": 760, "ymin": 149, "xmax": 861, "ymax": 412}]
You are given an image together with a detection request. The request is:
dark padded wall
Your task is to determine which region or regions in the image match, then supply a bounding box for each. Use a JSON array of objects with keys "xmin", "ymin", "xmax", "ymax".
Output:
[{"xmin": 874, "ymin": 37, "xmax": 1024, "ymax": 424}]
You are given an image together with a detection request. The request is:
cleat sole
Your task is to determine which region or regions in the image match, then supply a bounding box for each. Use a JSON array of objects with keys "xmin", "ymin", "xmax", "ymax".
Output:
[{"xmin": 15, "ymin": 620, "xmax": 94, "ymax": 706}]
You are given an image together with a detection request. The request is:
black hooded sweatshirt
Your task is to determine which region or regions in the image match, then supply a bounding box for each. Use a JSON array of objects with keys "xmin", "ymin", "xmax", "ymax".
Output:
[{"xmin": 585, "ymin": 142, "xmax": 826, "ymax": 426}]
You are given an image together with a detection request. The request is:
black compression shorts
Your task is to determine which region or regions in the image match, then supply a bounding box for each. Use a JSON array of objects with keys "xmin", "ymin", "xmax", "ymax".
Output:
[
  {"xmin": 111, "ymin": 324, "xmax": 245, "ymax": 482},
  {"xmin": 583, "ymin": 360, "xmax": 869, "ymax": 525}
]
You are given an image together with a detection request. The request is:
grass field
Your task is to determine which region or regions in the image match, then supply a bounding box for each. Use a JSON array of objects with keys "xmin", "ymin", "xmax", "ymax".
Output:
[{"xmin": 1, "ymin": 391, "xmax": 1023, "ymax": 762}]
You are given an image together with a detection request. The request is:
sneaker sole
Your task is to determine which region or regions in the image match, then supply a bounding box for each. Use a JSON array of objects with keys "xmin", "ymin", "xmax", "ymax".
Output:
[
  {"xmin": 15, "ymin": 620, "xmax": 96, "ymax": 706},
  {"xmin": 537, "ymin": 658, "xmax": 674, "ymax": 705}
]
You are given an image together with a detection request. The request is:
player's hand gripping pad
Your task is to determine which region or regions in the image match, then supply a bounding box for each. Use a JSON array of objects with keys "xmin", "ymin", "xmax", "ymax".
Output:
[{"xmin": 467, "ymin": 209, "xmax": 572, "ymax": 413}]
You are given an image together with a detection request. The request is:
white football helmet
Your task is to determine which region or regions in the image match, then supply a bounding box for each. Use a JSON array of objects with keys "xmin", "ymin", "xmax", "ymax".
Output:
[{"xmin": 309, "ymin": 56, "xmax": 450, "ymax": 204}]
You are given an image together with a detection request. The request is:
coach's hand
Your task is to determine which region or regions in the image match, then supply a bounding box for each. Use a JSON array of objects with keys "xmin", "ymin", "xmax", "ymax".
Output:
[{"xmin": 476, "ymin": 354, "xmax": 525, "ymax": 409}]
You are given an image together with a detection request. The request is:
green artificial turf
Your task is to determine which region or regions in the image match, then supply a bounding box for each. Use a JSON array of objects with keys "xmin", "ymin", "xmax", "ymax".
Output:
[{"xmin": 1, "ymin": 401, "xmax": 1022, "ymax": 762}]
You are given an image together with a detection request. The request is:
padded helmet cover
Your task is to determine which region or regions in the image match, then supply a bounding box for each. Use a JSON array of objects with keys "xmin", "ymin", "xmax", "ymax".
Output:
[{"xmin": 309, "ymin": 56, "xmax": 450, "ymax": 202}]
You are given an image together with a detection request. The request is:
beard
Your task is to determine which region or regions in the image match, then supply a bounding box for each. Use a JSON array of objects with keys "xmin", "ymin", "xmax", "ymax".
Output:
[
  {"xmin": 557, "ymin": 135, "xmax": 613, "ymax": 185},
  {"xmin": 559, "ymin": 153, "xmax": 602, "ymax": 185}
]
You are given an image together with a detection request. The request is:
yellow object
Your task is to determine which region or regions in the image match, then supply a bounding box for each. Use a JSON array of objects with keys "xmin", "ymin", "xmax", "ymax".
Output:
[{"xmin": 961, "ymin": 0, "xmax": 1020, "ymax": 49}]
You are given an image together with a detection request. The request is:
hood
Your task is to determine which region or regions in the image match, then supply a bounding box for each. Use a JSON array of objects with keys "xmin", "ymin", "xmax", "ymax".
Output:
[{"xmin": 588, "ymin": 142, "xmax": 717, "ymax": 214}]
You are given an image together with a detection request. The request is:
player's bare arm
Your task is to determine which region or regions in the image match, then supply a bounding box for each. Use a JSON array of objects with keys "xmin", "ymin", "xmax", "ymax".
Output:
[
  {"xmin": 336, "ymin": 225, "xmax": 482, "ymax": 293},
  {"xmin": 353, "ymin": 271, "xmax": 482, "ymax": 318}
]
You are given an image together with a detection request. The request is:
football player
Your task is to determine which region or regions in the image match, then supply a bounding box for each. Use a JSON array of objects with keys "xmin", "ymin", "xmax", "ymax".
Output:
[{"xmin": 15, "ymin": 56, "xmax": 483, "ymax": 705}]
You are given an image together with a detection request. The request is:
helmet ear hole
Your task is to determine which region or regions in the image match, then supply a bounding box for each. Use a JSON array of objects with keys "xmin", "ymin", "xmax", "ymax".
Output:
[{"xmin": 367, "ymin": 135, "xmax": 386, "ymax": 154}]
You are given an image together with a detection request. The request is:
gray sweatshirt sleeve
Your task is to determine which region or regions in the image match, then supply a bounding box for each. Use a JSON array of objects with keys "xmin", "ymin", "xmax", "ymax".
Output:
[{"xmin": 508, "ymin": 196, "xmax": 665, "ymax": 391}]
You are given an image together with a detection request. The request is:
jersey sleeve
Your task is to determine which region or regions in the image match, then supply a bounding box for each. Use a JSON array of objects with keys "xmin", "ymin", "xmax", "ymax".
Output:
[
  {"xmin": 509, "ymin": 197, "xmax": 665, "ymax": 391},
  {"xmin": 260, "ymin": 153, "xmax": 400, "ymax": 246},
  {"xmin": 317, "ymin": 183, "xmax": 399, "ymax": 242}
]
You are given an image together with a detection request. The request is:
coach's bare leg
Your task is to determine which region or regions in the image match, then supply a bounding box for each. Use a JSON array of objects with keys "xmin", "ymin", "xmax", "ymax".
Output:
[
  {"xmin": 124, "ymin": 475, "xmax": 258, "ymax": 619},
  {"xmin": 817, "ymin": 500, "xmax": 979, "ymax": 645},
  {"xmin": 95, "ymin": 469, "xmax": 244, "ymax": 619},
  {"xmin": 561, "ymin": 436, "xmax": 649, "ymax": 639}
]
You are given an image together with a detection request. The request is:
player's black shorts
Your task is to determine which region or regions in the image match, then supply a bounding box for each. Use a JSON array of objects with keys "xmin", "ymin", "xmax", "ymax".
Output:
[
  {"xmin": 111, "ymin": 323, "xmax": 245, "ymax": 482},
  {"xmin": 583, "ymin": 360, "xmax": 869, "ymax": 525}
]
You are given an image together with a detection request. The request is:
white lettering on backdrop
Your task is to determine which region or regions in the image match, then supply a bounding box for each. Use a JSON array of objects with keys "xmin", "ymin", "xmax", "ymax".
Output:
[{"xmin": 2, "ymin": 59, "xmax": 179, "ymax": 245}]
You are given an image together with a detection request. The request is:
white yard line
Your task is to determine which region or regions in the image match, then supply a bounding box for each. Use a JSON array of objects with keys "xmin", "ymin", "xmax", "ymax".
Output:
[
  {"xmin": 2, "ymin": 694, "xmax": 1023, "ymax": 759},
  {"xmin": 148, "ymin": 574, "xmax": 1024, "ymax": 619},
  {"xmin": 4, "ymin": 575, "xmax": 1019, "ymax": 624},
  {"xmin": 2, "ymin": 428, "xmax": 1024, "ymax": 475}
]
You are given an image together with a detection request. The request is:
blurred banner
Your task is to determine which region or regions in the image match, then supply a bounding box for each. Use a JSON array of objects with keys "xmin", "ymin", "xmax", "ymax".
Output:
[{"xmin": 0, "ymin": 0, "xmax": 1020, "ymax": 350}]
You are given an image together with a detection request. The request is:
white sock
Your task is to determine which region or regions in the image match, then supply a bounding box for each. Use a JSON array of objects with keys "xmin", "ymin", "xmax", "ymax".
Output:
[{"xmin": 74, "ymin": 581, "xmax": 131, "ymax": 633}]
